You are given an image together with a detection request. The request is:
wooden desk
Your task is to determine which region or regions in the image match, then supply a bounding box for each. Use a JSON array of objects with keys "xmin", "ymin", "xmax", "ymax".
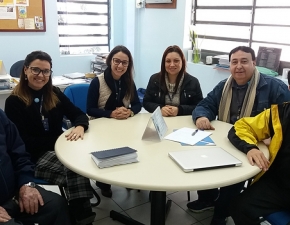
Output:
[{"xmin": 55, "ymin": 114, "xmax": 269, "ymax": 225}]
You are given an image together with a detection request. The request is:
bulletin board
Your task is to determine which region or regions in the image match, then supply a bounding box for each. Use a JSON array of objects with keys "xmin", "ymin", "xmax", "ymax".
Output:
[{"xmin": 0, "ymin": 0, "xmax": 46, "ymax": 32}]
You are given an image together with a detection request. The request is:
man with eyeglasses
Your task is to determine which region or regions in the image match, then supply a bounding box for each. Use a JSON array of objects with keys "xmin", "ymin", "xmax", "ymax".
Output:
[{"xmin": 188, "ymin": 46, "xmax": 290, "ymax": 225}]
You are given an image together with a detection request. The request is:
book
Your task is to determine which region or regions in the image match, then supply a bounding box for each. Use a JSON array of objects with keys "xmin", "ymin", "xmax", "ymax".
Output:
[{"xmin": 91, "ymin": 147, "xmax": 138, "ymax": 168}]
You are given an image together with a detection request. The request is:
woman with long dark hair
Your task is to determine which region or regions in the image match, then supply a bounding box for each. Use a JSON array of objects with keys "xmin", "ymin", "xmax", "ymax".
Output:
[
  {"xmin": 87, "ymin": 45, "xmax": 141, "ymax": 198},
  {"xmin": 5, "ymin": 50, "xmax": 95, "ymax": 225},
  {"xmin": 143, "ymin": 45, "xmax": 203, "ymax": 116},
  {"xmin": 87, "ymin": 45, "xmax": 141, "ymax": 120}
]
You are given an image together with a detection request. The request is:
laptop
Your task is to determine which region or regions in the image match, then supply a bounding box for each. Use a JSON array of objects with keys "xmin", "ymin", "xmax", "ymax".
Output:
[{"xmin": 168, "ymin": 147, "xmax": 242, "ymax": 172}]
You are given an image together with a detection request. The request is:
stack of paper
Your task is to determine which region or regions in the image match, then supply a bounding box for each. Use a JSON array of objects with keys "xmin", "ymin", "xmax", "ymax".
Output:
[
  {"xmin": 91, "ymin": 147, "xmax": 138, "ymax": 168},
  {"xmin": 213, "ymin": 55, "xmax": 230, "ymax": 70},
  {"xmin": 63, "ymin": 72, "xmax": 85, "ymax": 79},
  {"xmin": 164, "ymin": 127, "xmax": 212, "ymax": 146}
]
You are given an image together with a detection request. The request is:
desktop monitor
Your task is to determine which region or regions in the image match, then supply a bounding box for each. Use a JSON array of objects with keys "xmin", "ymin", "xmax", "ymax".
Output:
[{"xmin": 256, "ymin": 47, "xmax": 281, "ymax": 72}]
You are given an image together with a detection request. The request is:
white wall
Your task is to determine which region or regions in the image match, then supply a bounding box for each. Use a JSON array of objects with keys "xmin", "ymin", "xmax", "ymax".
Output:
[
  {"xmin": 0, "ymin": 0, "xmax": 230, "ymax": 97},
  {"xmin": 0, "ymin": 0, "xmax": 124, "ymax": 76},
  {"xmin": 133, "ymin": 0, "xmax": 190, "ymax": 88}
]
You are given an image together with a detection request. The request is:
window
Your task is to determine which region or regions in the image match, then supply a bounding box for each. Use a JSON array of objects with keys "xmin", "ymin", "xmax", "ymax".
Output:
[
  {"xmin": 192, "ymin": 0, "xmax": 290, "ymax": 61},
  {"xmin": 57, "ymin": 0, "xmax": 110, "ymax": 55}
]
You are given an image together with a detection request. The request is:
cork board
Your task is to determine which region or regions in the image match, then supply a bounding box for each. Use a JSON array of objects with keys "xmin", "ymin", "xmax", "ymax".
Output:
[{"xmin": 0, "ymin": 0, "xmax": 46, "ymax": 32}]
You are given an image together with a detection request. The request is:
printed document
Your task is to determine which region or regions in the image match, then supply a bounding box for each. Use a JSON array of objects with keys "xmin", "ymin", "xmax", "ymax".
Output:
[{"xmin": 165, "ymin": 127, "xmax": 212, "ymax": 145}]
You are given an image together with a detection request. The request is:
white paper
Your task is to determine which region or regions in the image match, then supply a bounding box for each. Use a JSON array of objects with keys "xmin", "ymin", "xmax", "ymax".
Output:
[
  {"xmin": 24, "ymin": 18, "xmax": 34, "ymax": 29},
  {"xmin": 165, "ymin": 127, "xmax": 212, "ymax": 146},
  {"xmin": 63, "ymin": 72, "xmax": 85, "ymax": 79},
  {"xmin": 52, "ymin": 76, "xmax": 87, "ymax": 86},
  {"xmin": 52, "ymin": 77, "xmax": 73, "ymax": 86},
  {"xmin": 0, "ymin": 6, "xmax": 16, "ymax": 19}
]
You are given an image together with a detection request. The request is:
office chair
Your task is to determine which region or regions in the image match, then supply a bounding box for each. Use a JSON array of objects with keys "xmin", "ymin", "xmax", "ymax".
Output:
[
  {"xmin": 62, "ymin": 83, "xmax": 90, "ymax": 129},
  {"xmin": 264, "ymin": 211, "xmax": 290, "ymax": 225},
  {"xmin": 63, "ymin": 83, "xmax": 101, "ymax": 207},
  {"xmin": 63, "ymin": 83, "xmax": 89, "ymax": 113},
  {"xmin": 10, "ymin": 60, "xmax": 24, "ymax": 77}
]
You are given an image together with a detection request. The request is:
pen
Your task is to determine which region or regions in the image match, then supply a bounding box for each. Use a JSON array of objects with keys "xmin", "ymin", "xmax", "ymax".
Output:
[{"xmin": 192, "ymin": 129, "xmax": 198, "ymax": 136}]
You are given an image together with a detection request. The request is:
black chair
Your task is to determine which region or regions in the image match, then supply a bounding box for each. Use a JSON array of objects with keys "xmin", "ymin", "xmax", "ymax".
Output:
[{"xmin": 10, "ymin": 60, "xmax": 25, "ymax": 77}]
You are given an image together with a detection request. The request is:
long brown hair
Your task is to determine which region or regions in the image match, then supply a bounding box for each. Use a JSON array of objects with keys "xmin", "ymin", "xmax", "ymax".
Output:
[
  {"xmin": 12, "ymin": 50, "xmax": 59, "ymax": 111},
  {"xmin": 160, "ymin": 45, "xmax": 186, "ymax": 94},
  {"xmin": 106, "ymin": 45, "xmax": 135, "ymax": 100}
]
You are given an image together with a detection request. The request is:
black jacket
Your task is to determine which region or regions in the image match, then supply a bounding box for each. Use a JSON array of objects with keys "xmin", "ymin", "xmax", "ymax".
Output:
[
  {"xmin": 5, "ymin": 86, "xmax": 89, "ymax": 162},
  {"xmin": 0, "ymin": 109, "xmax": 34, "ymax": 205},
  {"xmin": 143, "ymin": 72, "xmax": 203, "ymax": 115}
]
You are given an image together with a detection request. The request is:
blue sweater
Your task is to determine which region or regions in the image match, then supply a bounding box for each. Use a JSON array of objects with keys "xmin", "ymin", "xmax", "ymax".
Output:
[{"xmin": 0, "ymin": 109, "xmax": 34, "ymax": 205}]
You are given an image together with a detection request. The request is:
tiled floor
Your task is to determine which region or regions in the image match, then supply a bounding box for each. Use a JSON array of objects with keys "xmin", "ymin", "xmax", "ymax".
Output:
[{"xmin": 43, "ymin": 180, "xmax": 271, "ymax": 225}]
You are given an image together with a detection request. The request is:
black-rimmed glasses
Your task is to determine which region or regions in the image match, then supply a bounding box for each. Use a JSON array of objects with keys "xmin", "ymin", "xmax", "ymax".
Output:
[
  {"xmin": 112, "ymin": 58, "xmax": 129, "ymax": 67},
  {"xmin": 28, "ymin": 66, "xmax": 52, "ymax": 77}
]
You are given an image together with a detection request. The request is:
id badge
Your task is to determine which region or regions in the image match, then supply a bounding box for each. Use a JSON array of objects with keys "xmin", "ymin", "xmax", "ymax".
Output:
[{"xmin": 42, "ymin": 118, "xmax": 49, "ymax": 131}]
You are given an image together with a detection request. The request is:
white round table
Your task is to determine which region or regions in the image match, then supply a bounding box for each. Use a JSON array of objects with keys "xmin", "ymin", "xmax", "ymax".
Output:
[{"xmin": 55, "ymin": 113, "xmax": 268, "ymax": 225}]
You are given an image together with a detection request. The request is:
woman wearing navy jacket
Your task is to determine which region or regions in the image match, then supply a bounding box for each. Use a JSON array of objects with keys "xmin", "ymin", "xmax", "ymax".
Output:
[
  {"xmin": 87, "ymin": 45, "xmax": 141, "ymax": 198},
  {"xmin": 143, "ymin": 45, "xmax": 203, "ymax": 116}
]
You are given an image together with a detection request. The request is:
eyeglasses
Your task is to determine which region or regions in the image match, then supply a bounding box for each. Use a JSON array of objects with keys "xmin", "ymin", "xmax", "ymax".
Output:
[
  {"xmin": 112, "ymin": 58, "xmax": 129, "ymax": 67},
  {"xmin": 28, "ymin": 66, "xmax": 52, "ymax": 77}
]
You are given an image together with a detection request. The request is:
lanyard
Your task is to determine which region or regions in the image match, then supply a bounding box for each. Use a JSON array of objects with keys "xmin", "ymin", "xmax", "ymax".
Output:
[
  {"xmin": 39, "ymin": 95, "xmax": 44, "ymax": 119},
  {"xmin": 39, "ymin": 95, "xmax": 49, "ymax": 131},
  {"xmin": 167, "ymin": 93, "xmax": 175, "ymax": 102}
]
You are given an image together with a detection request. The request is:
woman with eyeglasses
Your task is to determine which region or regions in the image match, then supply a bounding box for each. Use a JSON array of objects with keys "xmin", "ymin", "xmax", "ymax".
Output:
[
  {"xmin": 5, "ymin": 51, "xmax": 96, "ymax": 225},
  {"xmin": 87, "ymin": 45, "xmax": 141, "ymax": 198},
  {"xmin": 87, "ymin": 45, "xmax": 141, "ymax": 120},
  {"xmin": 143, "ymin": 45, "xmax": 203, "ymax": 116}
]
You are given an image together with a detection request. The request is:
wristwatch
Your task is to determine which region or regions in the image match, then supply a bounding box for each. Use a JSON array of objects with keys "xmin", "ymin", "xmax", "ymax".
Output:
[
  {"xmin": 24, "ymin": 182, "xmax": 36, "ymax": 188},
  {"xmin": 130, "ymin": 111, "xmax": 135, "ymax": 117}
]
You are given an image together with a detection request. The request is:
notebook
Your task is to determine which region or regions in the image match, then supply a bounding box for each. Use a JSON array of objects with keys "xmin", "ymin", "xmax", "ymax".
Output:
[
  {"xmin": 91, "ymin": 147, "xmax": 138, "ymax": 168},
  {"xmin": 92, "ymin": 147, "xmax": 136, "ymax": 159},
  {"xmin": 168, "ymin": 147, "xmax": 242, "ymax": 172}
]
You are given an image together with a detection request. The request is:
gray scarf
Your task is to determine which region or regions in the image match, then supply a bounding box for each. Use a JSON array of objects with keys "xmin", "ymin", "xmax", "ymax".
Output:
[{"xmin": 218, "ymin": 68, "xmax": 260, "ymax": 122}]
